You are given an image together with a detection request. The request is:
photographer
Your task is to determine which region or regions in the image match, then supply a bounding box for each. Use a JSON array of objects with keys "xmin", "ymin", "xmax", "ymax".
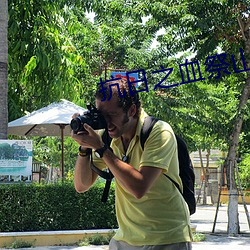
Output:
[{"xmin": 71, "ymin": 78, "xmax": 192, "ymax": 250}]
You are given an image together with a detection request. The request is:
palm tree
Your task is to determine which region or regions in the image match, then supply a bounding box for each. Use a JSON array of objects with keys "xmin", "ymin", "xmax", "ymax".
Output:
[{"xmin": 0, "ymin": 0, "xmax": 8, "ymax": 139}]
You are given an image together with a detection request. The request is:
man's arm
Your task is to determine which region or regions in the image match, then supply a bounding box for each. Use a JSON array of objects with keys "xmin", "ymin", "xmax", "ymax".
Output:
[
  {"xmin": 73, "ymin": 124, "xmax": 162, "ymax": 199},
  {"xmin": 74, "ymin": 151, "xmax": 99, "ymax": 193},
  {"xmin": 102, "ymin": 149, "xmax": 162, "ymax": 199},
  {"xmin": 71, "ymin": 111, "xmax": 101, "ymax": 193}
]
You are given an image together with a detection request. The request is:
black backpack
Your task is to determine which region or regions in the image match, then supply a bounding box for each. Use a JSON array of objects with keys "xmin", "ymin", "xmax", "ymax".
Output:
[{"xmin": 91, "ymin": 116, "xmax": 196, "ymax": 215}]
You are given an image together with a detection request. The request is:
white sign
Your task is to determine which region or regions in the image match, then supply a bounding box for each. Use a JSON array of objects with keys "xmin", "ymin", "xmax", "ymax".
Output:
[{"xmin": 0, "ymin": 140, "xmax": 32, "ymax": 176}]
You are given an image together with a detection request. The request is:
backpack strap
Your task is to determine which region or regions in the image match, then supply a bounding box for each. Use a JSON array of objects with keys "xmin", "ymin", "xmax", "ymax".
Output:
[
  {"xmin": 163, "ymin": 174, "xmax": 181, "ymax": 193},
  {"xmin": 102, "ymin": 128, "xmax": 112, "ymax": 146},
  {"xmin": 140, "ymin": 116, "xmax": 159, "ymax": 150},
  {"xmin": 140, "ymin": 116, "xmax": 182, "ymax": 193}
]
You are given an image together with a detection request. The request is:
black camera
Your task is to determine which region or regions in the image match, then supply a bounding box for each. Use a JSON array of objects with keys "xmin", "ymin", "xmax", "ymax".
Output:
[{"xmin": 70, "ymin": 104, "xmax": 107, "ymax": 133}]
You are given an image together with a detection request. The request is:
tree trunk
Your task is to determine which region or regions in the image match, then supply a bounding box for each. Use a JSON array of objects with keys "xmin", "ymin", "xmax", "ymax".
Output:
[
  {"xmin": 198, "ymin": 148, "xmax": 206, "ymax": 204},
  {"xmin": 205, "ymin": 149, "xmax": 210, "ymax": 204},
  {"xmin": 226, "ymin": 75, "xmax": 250, "ymax": 235},
  {"xmin": 227, "ymin": 159, "xmax": 239, "ymax": 235},
  {"xmin": 0, "ymin": 0, "xmax": 8, "ymax": 139},
  {"xmin": 226, "ymin": 61, "xmax": 250, "ymax": 235},
  {"xmin": 225, "ymin": 13, "xmax": 250, "ymax": 235}
]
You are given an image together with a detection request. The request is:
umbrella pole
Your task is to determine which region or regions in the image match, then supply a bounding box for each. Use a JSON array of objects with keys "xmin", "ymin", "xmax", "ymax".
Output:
[{"xmin": 60, "ymin": 125, "xmax": 66, "ymax": 180}]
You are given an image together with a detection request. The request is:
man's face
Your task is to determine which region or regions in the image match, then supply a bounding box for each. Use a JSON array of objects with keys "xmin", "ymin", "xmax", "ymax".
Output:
[{"xmin": 96, "ymin": 96, "xmax": 130, "ymax": 138}]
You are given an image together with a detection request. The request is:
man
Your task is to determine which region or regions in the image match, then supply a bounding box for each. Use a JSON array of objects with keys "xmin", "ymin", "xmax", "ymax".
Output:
[{"xmin": 71, "ymin": 78, "xmax": 192, "ymax": 249}]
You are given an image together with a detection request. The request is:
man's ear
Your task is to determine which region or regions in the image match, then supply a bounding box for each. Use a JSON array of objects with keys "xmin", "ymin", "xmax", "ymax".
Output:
[{"xmin": 128, "ymin": 104, "xmax": 137, "ymax": 117}]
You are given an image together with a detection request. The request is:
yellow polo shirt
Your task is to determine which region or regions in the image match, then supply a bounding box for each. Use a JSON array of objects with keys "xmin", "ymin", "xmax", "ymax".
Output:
[{"xmin": 93, "ymin": 109, "xmax": 192, "ymax": 246}]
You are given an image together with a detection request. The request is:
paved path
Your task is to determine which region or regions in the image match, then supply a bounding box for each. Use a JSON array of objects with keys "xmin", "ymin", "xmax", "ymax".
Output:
[
  {"xmin": 190, "ymin": 204, "xmax": 250, "ymax": 234},
  {"xmin": 2, "ymin": 204, "xmax": 250, "ymax": 249}
]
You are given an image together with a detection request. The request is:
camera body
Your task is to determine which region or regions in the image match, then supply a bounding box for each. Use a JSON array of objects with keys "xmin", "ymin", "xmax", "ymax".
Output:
[{"xmin": 70, "ymin": 104, "xmax": 107, "ymax": 133}]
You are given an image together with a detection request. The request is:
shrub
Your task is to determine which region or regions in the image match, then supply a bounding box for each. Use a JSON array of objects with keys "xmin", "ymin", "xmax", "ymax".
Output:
[
  {"xmin": 79, "ymin": 231, "xmax": 115, "ymax": 246},
  {"xmin": 0, "ymin": 181, "xmax": 117, "ymax": 232},
  {"xmin": 5, "ymin": 239, "xmax": 33, "ymax": 249},
  {"xmin": 238, "ymin": 154, "xmax": 250, "ymax": 190}
]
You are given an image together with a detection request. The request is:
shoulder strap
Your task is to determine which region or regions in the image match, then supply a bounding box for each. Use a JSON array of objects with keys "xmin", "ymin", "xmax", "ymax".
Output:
[
  {"xmin": 102, "ymin": 128, "xmax": 112, "ymax": 147},
  {"xmin": 140, "ymin": 116, "xmax": 159, "ymax": 150},
  {"xmin": 140, "ymin": 116, "xmax": 182, "ymax": 193}
]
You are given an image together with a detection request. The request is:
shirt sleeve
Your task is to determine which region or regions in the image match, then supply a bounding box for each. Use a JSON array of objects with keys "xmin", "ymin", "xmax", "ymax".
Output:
[{"xmin": 139, "ymin": 120, "xmax": 178, "ymax": 173}]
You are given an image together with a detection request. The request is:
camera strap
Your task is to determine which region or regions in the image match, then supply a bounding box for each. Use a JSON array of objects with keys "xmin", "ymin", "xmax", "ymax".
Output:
[
  {"xmin": 90, "ymin": 160, "xmax": 114, "ymax": 202},
  {"xmin": 90, "ymin": 128, "xmax": 114, "ymax": 202},
  {"xmin": 90, "ymin": 163, "xmax": 113, "ymax": 180}
]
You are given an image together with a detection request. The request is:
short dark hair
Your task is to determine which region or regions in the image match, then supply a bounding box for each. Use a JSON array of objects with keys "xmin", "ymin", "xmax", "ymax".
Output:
[{"xmin": 95, "ymin": 78, "xmax": 141, "ymax": 117}]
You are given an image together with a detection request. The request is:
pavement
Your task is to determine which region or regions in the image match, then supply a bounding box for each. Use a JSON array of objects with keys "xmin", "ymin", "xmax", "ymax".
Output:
[{"xmin": 1, "ymin": 204, "xmax": 250, "ymax": 250}]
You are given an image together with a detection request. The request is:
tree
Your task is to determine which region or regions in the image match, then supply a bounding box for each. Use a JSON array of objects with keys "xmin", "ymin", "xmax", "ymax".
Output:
[
  {"xmin": 0, "ymin": 0, "xmax": 8, "ymax": 139},
  {"xmin": 8, "ymin": 0, "xmax": 82, "ymax": 119}
]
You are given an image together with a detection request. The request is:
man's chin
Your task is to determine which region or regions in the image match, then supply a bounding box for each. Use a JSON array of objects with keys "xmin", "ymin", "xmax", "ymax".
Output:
[
  {"xmin": 108, "ymin": 129, "xmax": 117, "ymax": 137},
  {"xmin": 108, "ymin": 128, "xmax": 121, "ymax": 138}
]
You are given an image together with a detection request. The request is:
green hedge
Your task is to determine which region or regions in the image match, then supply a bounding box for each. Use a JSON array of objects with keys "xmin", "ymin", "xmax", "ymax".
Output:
[{"xmin": 0, "ymin": 181, "xmax": 117, "ymax": 232}]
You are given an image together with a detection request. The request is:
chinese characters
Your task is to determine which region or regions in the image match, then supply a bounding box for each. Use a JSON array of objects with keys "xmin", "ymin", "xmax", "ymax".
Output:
[{"xmin": 97, "ymin": 48, "xmax": 250, "ymax": 101}]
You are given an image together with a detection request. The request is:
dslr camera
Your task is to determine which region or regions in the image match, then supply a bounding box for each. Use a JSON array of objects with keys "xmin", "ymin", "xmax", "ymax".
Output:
[{"xmin": 70, "ymin": 104, "xmax": 107, "ymax": 133}]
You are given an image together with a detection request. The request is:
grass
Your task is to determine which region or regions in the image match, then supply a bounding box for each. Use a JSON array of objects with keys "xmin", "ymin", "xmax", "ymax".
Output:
[
  {"xmin": 192, "ymin": 232, "xmax": 206, "ymax": 242},
  {"xmin": 5, "ymin": 239, "xmax": 34, "ymax": 248},
  {"xmin": 79, "ymin": 230, "xmax": 115, "ymax": 246}
]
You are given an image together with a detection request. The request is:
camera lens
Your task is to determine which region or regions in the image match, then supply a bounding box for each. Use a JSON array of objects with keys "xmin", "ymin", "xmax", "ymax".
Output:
[{"xmin": 70, "ymin": 117, "xmax": 82, "ymax": 132}]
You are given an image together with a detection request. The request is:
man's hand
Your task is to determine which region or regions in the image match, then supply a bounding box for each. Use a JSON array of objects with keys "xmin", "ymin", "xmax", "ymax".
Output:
[{"xmin": 71, "ymin": 123, "xmax": 103, "ymax": 150}]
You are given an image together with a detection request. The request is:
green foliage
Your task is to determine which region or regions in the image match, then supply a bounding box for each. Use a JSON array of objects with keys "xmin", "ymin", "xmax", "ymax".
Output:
[
  {"xmin": 87, "ymin": 233, "xmax": 111, "ymax": 245},
  {"xmin": 192, "ymin": 233, "xmax": 206, "ymax": 242},
  {"xmin": 0, "ymin": 143, "xmax": 14, "ymax": 159},
  {"xmin": 8, "ymin": 0, "xmax": 97, "ymax": 121},
  {"xmin": 140, "ymin": 59, "xmax": 239, "ymax": 152},
  {"xmin": 238, "ymin": 154, "xmax": 250, "ymax": 190},
  {"xmin": 0, "ymin": 182, "xmax": 117, "ymax": 232},
  {"xmin": 5, "ymin": 239, "xmax": 33, "ymax": 249},
  {"xmin": 79, "ymin": 231, "xmax": 115, "ymax": 246},
  {"xmin": 6, "ymin": 0, "xmax": 250, "ymax": 181},
  {"xmin": 32, "ymin": 136, "xmax": 79, "ymax": 175},
  {"xmin": 84, "ymin": 0, "xmax": 250, "ymax": 153}
]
